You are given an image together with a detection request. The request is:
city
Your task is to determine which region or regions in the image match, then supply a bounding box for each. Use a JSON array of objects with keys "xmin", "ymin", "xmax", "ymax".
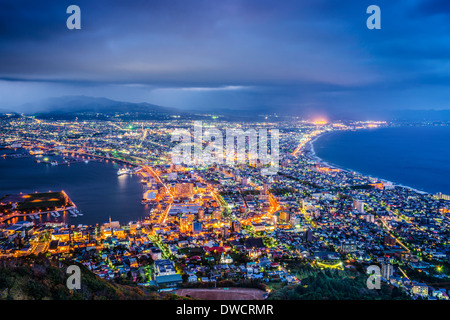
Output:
[
  {"xmin": 1, "ymin": 115, "xmax": 449, "ymax": 300},
  {"xmin": 2, "ymin": 1, "xmax": 450, "ymax": 313}
]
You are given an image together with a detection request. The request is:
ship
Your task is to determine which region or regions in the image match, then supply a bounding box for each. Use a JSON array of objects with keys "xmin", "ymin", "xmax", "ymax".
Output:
[{"xmin": 117, "ymin": 168, "xmax": 131, "ymax": 176}]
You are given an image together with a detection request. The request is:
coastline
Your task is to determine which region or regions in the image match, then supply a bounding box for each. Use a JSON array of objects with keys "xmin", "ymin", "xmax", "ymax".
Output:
[
  {"xmin": 305, "ymin": 129, "xmax": 431, "ymax": 195},
  {"xmin": 0, "ymin": 148, "xmax": 149, "ymax": 226}
]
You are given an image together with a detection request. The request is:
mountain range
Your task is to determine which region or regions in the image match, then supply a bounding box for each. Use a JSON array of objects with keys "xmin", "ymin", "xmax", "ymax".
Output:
[{"xmin": 1, "ymin": 95, "xmax": 450, "ymax": 122}]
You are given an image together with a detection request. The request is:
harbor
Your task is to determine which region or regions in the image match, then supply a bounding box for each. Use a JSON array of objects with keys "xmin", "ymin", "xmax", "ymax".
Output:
[
  {"xmin": 0, "ymin": 148, "xmax": 150, "ymax": 226},
  {"xmin": 0, "ymin": 190, "xmax": 82, "ymax": 226}
]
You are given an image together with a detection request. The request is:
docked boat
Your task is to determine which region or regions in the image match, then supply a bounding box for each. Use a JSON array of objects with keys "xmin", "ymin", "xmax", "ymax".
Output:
[{"xmin": 117, "ymin": 168, "xmax": 131, "ymax": 176}]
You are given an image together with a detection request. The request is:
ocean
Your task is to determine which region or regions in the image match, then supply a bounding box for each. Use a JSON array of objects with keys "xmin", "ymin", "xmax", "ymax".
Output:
[
  {"xmin": 313, "ymin": 125, "xmax": 450, "ymax": 195},
  {"xmin": 0, "ymin": 150, "xmax": 150, "ymax": 225}
]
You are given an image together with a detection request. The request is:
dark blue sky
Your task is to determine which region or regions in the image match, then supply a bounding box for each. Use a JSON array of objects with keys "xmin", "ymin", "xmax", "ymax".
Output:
[{"xmin": 1, "ymin": 0, "xmax": 450, "ymax": 118}]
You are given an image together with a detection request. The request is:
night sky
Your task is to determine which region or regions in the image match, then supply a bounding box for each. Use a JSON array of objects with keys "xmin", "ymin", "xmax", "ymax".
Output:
[{"xmin": 1, "ymin": 0, "xmax": 450, "ymax": 118}]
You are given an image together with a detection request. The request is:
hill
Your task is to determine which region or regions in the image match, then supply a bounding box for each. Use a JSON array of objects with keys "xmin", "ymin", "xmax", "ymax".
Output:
[
  {"xmin": 20, "ymin": 96, "xmax": 194, "ymax": 120},
  {"xmin": 267, "ymin": 266, "xmax": 410, "ymax": 300},
  {"xmin": 0, "ymin": 255, "xmax": 186, "ymax": 300}
]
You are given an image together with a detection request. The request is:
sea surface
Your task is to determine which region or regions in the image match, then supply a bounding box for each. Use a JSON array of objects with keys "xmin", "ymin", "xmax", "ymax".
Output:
[
  {"xmin": 0, "ymin": 150, "xmax": 150, "ymax": 225},
  {"xmin": 313, "ymin": 125, "xmax": 450, "ymax": 195}
]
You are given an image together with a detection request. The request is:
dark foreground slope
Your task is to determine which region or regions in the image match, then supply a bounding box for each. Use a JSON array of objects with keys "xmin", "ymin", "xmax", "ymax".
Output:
[{"xmin": 0, "ymin": 255, "xmax": 185, "ymax": 300}]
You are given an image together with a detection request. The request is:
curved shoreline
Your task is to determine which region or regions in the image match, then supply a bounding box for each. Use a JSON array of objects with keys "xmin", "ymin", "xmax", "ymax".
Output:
[
  {"xmin": 0, "ymin": 149, "xmax": 148, "ymax": 225},
  {"xmin": 307, "ymin": 129, "xmax": 431, "ymax": 195}
]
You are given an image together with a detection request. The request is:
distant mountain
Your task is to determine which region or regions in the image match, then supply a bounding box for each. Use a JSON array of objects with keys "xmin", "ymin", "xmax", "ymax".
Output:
[
  {"xmin": 20, "ymin": 95, "xmax": 184, "ymax": 119},
  {"xmin": 16, "ymin": 95, "xmax": 450, "ymax": 122},
  {"xmin": 0, "ymin": 108, "xmax": 19, "ymax": 119},
  {"xmin": 20, "ymin": 96, "xmax": 263, "ymax": 121},
  {"xmin": 0, "ymin": 107, "xmax": 16, "ymax": 114}
]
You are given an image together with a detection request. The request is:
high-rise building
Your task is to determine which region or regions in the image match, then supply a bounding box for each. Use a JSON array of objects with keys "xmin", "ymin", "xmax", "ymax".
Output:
[
  {"xmin": 193, "ymin": 221, "xmax": 202, "ymax": 234},
  {"xmin": 232, "ymin": 221, "xmax": 241, "ymax": 233},
  {"xmin": 280, "ymin": 211, "xmax": 290, "ymax": 223},
  {"xmin": 212, "ymin": 210, "xmax": 221, "ymax": 220},
  {"xmin": 221, "ymin": 227, "xmax": 229, "ymax": 238},
  {"xmin": 290, "ymin": 214, "xmax": 301, "ymax": 227},
  {"xmin": 436, "ymin": 192, "xmax": 450, "ymax": 201},
  {"xmin": 305, "ymin": 229, "xmax": 313, "ymax": 242},
  {"xmin": 198, "ymin": 208, "xmax": 205, "ymax": 220},
  {"xmin": 353, "ymin": 199, "xmax": 365, "ymax": 213},
  {"xmin": 180, "ymin": 215, "xmax": 190, "ymax": 233},
  {"xmin": 384, "ymin": 234, "xmax": 396, "ymax": 246},
  {"xmin": 384, "ymin": 235, "xmax": 396, "ymax": 246}
]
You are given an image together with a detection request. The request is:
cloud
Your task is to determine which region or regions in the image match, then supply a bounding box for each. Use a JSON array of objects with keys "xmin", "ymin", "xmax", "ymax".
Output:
[{"xmin": 0, "ymin": 0, "xmax": 450, "ymax": 116}]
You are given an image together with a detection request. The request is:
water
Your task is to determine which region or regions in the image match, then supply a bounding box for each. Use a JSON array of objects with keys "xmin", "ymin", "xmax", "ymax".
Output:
[
  {"xmin": 0, "ymin": 150, "xmax": 151, "ymax": 225},
  {"xmin": 313, "ymin": 126, "xmax": 450, "ymax": 195}
]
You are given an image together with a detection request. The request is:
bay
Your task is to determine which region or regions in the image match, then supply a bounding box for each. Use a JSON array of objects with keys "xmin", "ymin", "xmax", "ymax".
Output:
[
  {"xmin": 0, "ymin": 150, "xmax": 150, "ymax": 225},
  {"xmin": 313, "ymin": 125, "xmax": 450, "ymax": 195}
]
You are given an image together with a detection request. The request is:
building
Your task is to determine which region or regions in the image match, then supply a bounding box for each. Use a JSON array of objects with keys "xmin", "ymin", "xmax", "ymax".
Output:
[
  {"xmin": 436, "ymin": 192, "xmax": 450, "ymax": 201},
  {"xmin": 340, "ymin": 241, "xmax": 358, "ymax": 253},
  {"xmin": 212, "ymin": 210, "xmax": 222, "ymax": 220},
  {"xmin": 363, "ymin": 214, "xmax": 375, "ymax": 223},
  {"xmin": 167, "ymin": 172, "xmax": 178, "ymax": 181},
  {"xmin": 412, "ymin": 282, "xmax": 429, "ymax": 297},
  {"xmin": 174, "ymin": 183, "xmax": 194, "ymax": 198},
  {"xmin": 221, "ymin": 227, "xmax": 229, "ymax": 238},
  {"xmin": 179, "ymin": 215, "xmax": 190, "ymax": 233},
  {"xmin": 353, "ymin": 200, "xmax": 365, "ymax": 213},
  {"xmin": 154, "ymin": 259, "xmax": 176, "ymax": 277},
  {"xmin": 304, "ymin": 229, "xmax": 313, "ymax": 242},
  {"xmin": 155, "ymin": 274, "xmax": 183, "ymax": 288},
  {"xmin": 198, "ymin": 208, "xmax": 205, "ymax": 220},
  {"xmin": 143, "ymin": 190, "xmax": 157, "ymax": 201},
  {"xmin": 290, "ymin": 214, "xmax": 301, "ymax": 227},
  {"xmin": 252, "ymin": 223, "xmax": 265, "ymax": 232},
  {"xmin": 232, "ymin": 221, "xmax": 241, "ymax": 233},
  {"xmin": 280, "ymin": 211, "xmax": 290, "ymax": 223},
  {"xmin": 150, "ymin": 247, "xmax": 162, "ymax": 260},
  {"xmin": 193, "ymin": 221, "xmax": 202, "ymax": 234},
  {"xmin": 220, "ymin": 253, "xmax": 233, "ymax": 264},
  {"xmin": 384, "ymin": 235, "xmax": 397, "ymax": 246}
]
